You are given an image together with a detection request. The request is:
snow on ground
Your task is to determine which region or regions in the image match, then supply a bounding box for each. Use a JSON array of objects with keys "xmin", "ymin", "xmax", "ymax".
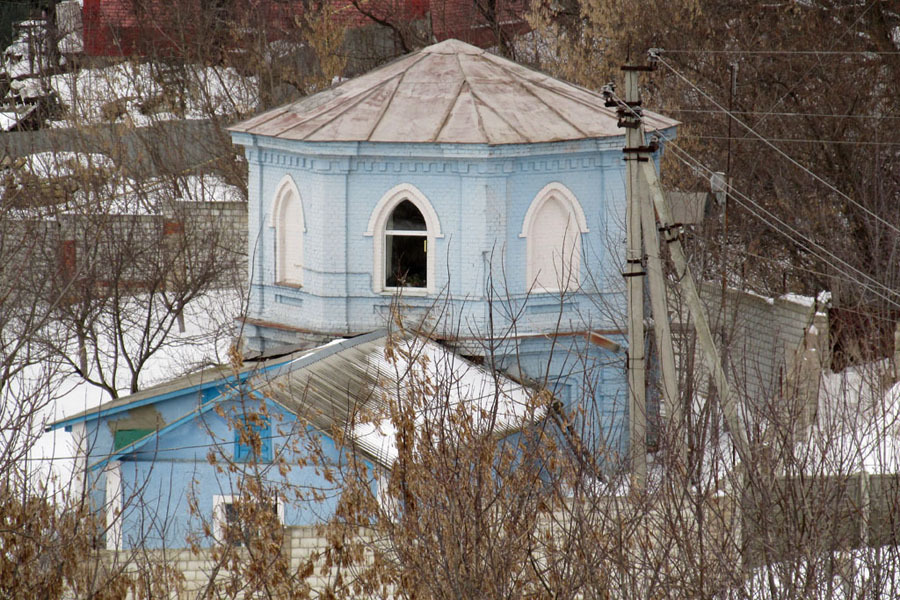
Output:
[
  {"xmin": 63, "ymin": 173, "xmax": 245, "ymax": 216},
  {"xmin": 38, "ymin": 62, "xmax": 259, "ymax": 127},
  {"xmin": 802, "ymin": 362, "xmax": 900, "ymax": 475},
  {"xmin": 16, "ymin": 150, "xmax": 116, "ymax": 178},
  {"xmin": 735, "ymin": 546, "xmax": 900, "ymax": 600},
  {"xmin": 29, "ymin": 288, "xmax": 245, "ymax": 489},
  {"xmin": 5, "ymin": 150, "xmax": 244, "ymax": 218},
  {"xmin": 1, "ymin": 21, "xmax": 50, "ymax": 81}
]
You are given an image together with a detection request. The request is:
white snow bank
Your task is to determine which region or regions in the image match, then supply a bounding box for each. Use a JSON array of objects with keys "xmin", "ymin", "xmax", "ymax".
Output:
[
  {"xmin": 800, "ymin": 364, "xmax": 900, "ymax": 475},
  {"xmin": 28, "ymin": 289, "xmax": 245, "ymax": 487},
  {"xmin": 17, "ymin": 150, "xmax": 115, "ymax": 178},
  {"xmin": 41, "ymin": 62, "xmax": 258, "ymax": 127},
  {"xmin": 780, "ymin": 293, "xmax": 816, "ymax": 308},
  {"xmin": 353, "ymin": 339, "xmax": 540, "ymax": 467}
]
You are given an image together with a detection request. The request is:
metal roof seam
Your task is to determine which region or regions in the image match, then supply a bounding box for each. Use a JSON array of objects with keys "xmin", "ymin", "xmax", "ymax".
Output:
[
  {"xmin": 433, "ymin": 72, "xmax": 468, "ymax": 143},
  {"xmin": 368, "ymin": 55, "xmax": 426, "ymax": 141},
  {"xmin": 279, "ymin": 77, "xmax": 398, "ymax": 140},
  {"xmin": 229, "ymin": 39, "xmax": 678, "ymax": 144}
]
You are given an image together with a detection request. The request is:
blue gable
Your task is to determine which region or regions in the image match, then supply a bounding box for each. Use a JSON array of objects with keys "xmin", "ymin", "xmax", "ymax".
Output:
[
  {"xmin": 110, "ymin": 398, "xmax": 352, "ymax": 550},
  {"xmin": 58, "ymin": 360, "xmax": 372, "ymax": 550}
]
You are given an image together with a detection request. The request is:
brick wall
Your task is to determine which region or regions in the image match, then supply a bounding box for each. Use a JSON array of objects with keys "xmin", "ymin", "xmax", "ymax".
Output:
[
  {"xmin": 97, "ymin": 525, "xmax": 337, "ymax": 599},
  {"xmin": 82, "ymin": 0, "xmax": 529, "ymax": 57},
  {"xmin": 18, "ymin": 199, "xmax": 247, "ymax": 291}
]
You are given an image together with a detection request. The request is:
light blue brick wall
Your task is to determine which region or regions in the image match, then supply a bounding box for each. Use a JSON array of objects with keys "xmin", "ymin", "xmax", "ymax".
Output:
[
  {"xmin": 231, "ymin": 135, "xmax": 664, "ymax": 348},
  {"xmin": 232, "ymin": 131, "xmax": 675, "ymax": 461}
]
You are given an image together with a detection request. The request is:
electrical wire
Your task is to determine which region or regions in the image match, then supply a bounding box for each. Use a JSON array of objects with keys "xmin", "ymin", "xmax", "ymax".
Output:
[
  {"xmin": 659, "ymin": 49, "xmax": 900, "ymax": 56},
  {"xmin": 604, "ymin": 87, "xmax": 900, "ymax": 311},
  {"xmin": 678, "ymin": 135, "xmax": 900, "ymax": 146},
  {"xmin": 662, "ymin": 139, "xmax": 900, "ymax": 310},
  {"xmin": 655, "ymin": 54, "xmax": 900, "ymax": 238},
  {"xmin": 734, "ymin": 0, "xmax": 881, "ymax": 133},
  {"xmin": 667, "ymin": 108, "xmax": 900, "ymax": 121}
]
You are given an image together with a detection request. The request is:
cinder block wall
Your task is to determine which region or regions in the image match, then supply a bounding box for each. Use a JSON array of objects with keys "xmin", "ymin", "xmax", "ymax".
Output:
[
  {"xmin": 97, "ymin": 525, "xmax": 353, "ymax": 599},
  {"xmin": 671, "ymin": 282, "xmax": 827, "ymax": 410}
]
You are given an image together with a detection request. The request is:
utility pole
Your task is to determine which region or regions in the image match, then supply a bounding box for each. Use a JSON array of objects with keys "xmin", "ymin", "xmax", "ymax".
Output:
[
  {"xmin": 640, "ymin": 159, "xmax": 751, "ymax": 465},
  {"xmin": 609, "ymin": 52, "xmax": 750, "ymax": 483},
  {"xmin": 621, "ymin": 64, "xmax": 650, "ymax": 490}
]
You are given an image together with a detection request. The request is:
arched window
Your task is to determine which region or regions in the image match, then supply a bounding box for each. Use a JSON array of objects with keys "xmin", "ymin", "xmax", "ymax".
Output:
[
  {"xmin": 385, "ymin": 200, "xmax": 428, "ymax": 288},
  {"xmin": 270, "ymin": 175, "xmax": 304, "ymax": 287},
  {"xmin": 520, "ymin": 183, "xmax": 588, "ymax": 293},
  {"xmin": 366, "ymin": 184, "xmax": 442, "ymax": 294}
]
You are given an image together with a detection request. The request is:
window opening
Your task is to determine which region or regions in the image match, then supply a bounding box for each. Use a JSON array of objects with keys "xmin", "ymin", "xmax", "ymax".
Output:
[
  {"xmin": 234, "ymin": 415, "xmax": 272, "ymax": 463},
  {"xmin": 217, "ymin": 496, "xmax": 281, "ymax": 547},
  {"xmin": 385, "ymin": 200, "xmax": 427, "ymax": 288}
]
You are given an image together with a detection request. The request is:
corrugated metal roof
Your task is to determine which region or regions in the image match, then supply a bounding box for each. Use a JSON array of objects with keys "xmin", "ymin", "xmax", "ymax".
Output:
[
  {"xmin": 56, "ymin": 330, "xmax": 542, "ymax": 470},
  {"xmin": 229, "ymin": 39, "xmax": 678, "ymax": 145},
  {"xmin": 255, "ymin": 331, "xmax": 542, "ymax": 469}
]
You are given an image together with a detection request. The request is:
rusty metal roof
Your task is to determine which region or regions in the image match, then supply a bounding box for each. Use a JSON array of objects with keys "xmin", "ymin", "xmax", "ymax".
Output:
[{"xmin": 229, "ymin": 39, "xmax": 678, "ymax": 145}]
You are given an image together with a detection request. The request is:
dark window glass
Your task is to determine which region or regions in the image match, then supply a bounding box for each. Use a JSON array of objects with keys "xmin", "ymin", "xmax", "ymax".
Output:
[
  {"xmin": 387, "ymin": 200, "xmax": 427, "ymax": 231},
  {"xmin": 386, "ymin": 234, "xmax": 427, "ymax": 288}
]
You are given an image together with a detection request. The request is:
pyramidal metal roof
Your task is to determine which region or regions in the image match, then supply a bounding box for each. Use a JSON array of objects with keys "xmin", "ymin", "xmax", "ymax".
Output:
[{"xmin": 229, "ymin": 39, "xmax": 678, "ymax": 146}]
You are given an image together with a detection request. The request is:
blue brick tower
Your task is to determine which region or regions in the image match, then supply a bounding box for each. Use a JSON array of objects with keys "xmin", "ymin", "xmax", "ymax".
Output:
[{"xmin": 230, "ymin": 39, "xmax": 677, "ymax": 455}]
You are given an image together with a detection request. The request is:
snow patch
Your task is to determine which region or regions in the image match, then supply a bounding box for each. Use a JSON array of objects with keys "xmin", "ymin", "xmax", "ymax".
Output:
[{"xmin": 780, "ymin": 293, "xmax": 816, "ymax": 308}]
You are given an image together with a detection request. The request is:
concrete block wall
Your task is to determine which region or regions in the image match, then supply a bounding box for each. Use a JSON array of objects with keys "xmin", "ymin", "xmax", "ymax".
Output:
[
  {"xmin": 44, "ymin": 198, "xmax": 248, "ymax": 290},
  {"xmin": 671, "ymin": 282, "xmax": 826, "ymax": 410},
  {"xmin": 98, "ymin": 525, "xmax": 351, "ymax": 599}
]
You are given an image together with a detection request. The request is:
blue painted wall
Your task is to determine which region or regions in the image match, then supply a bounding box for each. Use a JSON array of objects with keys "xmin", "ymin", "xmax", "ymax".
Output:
[
  {"xmin": 231, "ymin": 135, "xmax": 665, "ymax": 348},
  {"xmin": 231, "ymin": 131, "xmax": 675, "ymax": 464},
  {"xmin": 80, "ymin": 386, "xmax": 362, "ymax": 549}
]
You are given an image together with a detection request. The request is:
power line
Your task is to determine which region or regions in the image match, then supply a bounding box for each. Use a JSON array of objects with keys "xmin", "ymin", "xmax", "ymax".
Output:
[
  {"xmin": 660, "ymin": 49, "xmax": 900, "ymax": 56},
  {"xmin": 661, "ymin": 140, "xmax": 900, "ymax": 310},
  {"xmin": 668, "ymin": 108, "xmax": 900, "ymax": 121},
  {"xmin": 679, "ymin": 135, "xmax": 900, "ymax": 147},
  {"xmin": 744, "ymin": 0, "xmax": 881, "ymax": 132},
  {"xmin": 655, "ymin": 54, "xmax": 900, "ymax": 238},
  {"xmin": 734, "ymin": 251, "xmax": 900, "ymax": 323},
  {"xmin": 609, "ymin": 85, "xmax": 900, "ymax": 308},
  {"xmin": 605, "ymin": 87, "xmax": 900, "ymax": 311}
]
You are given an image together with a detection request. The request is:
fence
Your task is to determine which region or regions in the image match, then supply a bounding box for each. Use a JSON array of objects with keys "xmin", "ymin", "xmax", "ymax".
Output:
[{"xmin": 742, "ymin": 472, "xmax": 900, "ymax": 569}]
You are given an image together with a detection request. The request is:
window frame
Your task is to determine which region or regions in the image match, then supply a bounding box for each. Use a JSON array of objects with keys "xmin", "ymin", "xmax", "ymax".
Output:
[
  {"xmin": 270, "ymin": 174, "xmax": 305, "ymax": 288},
  {"xmin": 233, "ymin": 414, "xmax": 273, "ymax": 463},
  {"xmin": 212, "ymin": 494, "xmax": 285, "ymax": 546},
  {"xmin": 365, "ymin": 184, "xmax": 443, "ymax": 296},
  {"xmin": 519, "ymin": 182, "xmax": 589, "ymax": 294},
  {"xmin": 105, "ymin": 460, "xmax": 123, "ymax": 551}
]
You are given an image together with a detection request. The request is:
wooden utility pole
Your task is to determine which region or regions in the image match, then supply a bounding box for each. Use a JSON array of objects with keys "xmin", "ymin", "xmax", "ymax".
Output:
[
  {"xmin": 640, "ymin": 167, "xmax": 683, "ymax": 470},
  {"xmin": 640, "ymin": 160, "xmax": 751, "ymax": 465}
]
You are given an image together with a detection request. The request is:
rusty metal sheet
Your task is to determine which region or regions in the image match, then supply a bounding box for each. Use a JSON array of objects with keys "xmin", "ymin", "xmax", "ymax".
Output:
[
  {"xmin": 230, "ymin": 38, "xmax": 679, "ymax": 145},
  {"xmin": 304, "ymin": 78, "xmax": 402, "ymax": 141}
]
